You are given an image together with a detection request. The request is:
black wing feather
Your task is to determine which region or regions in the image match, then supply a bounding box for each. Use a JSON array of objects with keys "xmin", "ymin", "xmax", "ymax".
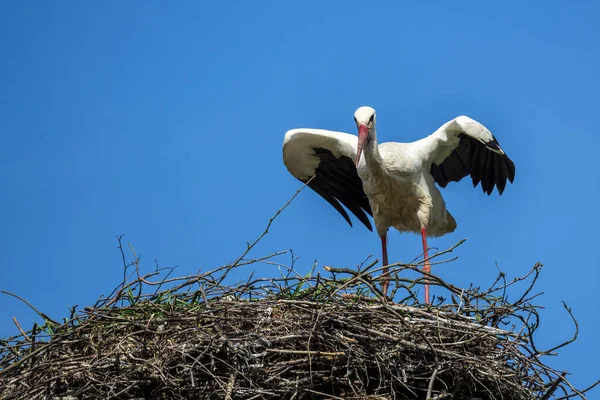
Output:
[
  {"xmin": 494, "ymin": 155, "xmax": 507, "ymax": 194},
  {"xmin": 484, "ymin": 150, "xmax": 495, "ymax": 195},
  {"xmin": 505, "ymin": 156, "xmax": 516, "ymax": 184},
  {"xmin": 470, "ymin": 143, "xmax": 483, "ymax": 187},
  {"xmin": 305, "ymin": 182, "xmax": 353, "ymax": 226},
  {"xmin": 430, "ymin": 133, "xmax": 516, "ymax": 195},
  {"xmin": 300, "ymin": 147, "xmax": 373, "ymax": 231},
  {"xmin": 479, "ymin": 145, "xmax": 491, "ymax": 193},
  {"xmin": 430, "ymin": 162, "xmax": 449, "ymax": 188}
]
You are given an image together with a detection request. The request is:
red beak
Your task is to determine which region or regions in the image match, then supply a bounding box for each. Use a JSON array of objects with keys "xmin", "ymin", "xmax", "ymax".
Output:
[{"xmin": 356, "ymin": 124, "xmax": 369, "ymax": 166}]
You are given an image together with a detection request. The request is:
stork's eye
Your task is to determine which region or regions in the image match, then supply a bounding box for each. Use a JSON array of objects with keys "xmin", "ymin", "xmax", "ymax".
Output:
[
  {"xmin": 354, "ymin": 116, "xmax": 358, "ymax": 124},
  {"xmin": 369, "ymin": 115, "xmax": 374, "ymax": 124}
]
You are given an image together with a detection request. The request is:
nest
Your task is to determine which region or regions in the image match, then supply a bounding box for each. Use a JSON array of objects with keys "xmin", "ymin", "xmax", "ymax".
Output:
[
  {"xmin": 1, "ymin": 239, "xmax": 596, "ymax": 400},
  {"xmin": 1, "ymin": 187, "xmax": 598, "ymax": 399}
]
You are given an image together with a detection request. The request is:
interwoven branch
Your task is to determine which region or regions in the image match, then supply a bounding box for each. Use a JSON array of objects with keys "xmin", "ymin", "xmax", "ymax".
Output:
[
  {"xmin": 0, "ymin": 249, "xmax": 596, "ymax": 399},
  {"xmin": 0, "ymin": 184, "xmax": 597, "ymax": 399}
]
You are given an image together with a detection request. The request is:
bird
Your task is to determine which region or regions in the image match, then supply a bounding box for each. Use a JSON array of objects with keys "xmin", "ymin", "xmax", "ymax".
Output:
[{"xmin": 281, "ymin": 106, "xmax": 515, "ymax": 304}]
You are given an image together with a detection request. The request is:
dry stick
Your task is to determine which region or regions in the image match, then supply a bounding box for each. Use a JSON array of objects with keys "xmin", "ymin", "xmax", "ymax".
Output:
[
  {"xmin": 1, "ymin": 291, "xmax": 59, "ymax": 327},
  {"xmin": 151, "ymin": 265, "xmax": 177, "ymax": 297},
  {"xmin": 559, "ymin": 377, "xmax": 588, "ymax": 399},
  {"xmin": 304, "ymin": 389, "xmax": 345, "ymax": 400},
  {"xmin": 556, "ymin": 379, "xmax": 600, "ymax": 400},
  {"xmin": 327, "ymin": 260, "xmax": 461, "ymax": 299},
  {"xmin": 236, "ymin": 251, "xmax": 288, "ymax": 267},
  {"xmin": 541, "ymin": 371, "xmax": 568, "ymax": 400},
  {"xmin": 421, "ymin": 238, "xmax": 466, "ymax": 265},
  {"xmin": 327, "ymin": 239, "xmax": 466, "ymax": 299},
  {"xmin": 99, "ymin": 270, "xmax": 161, "ymax": 309},
  {"xmin": 400, "ymin": 239, "xmax": 467, "ymax": 269},
  {"xmin": 266, "ymin": 349, "xmax": 344, "ymax": 357},
  {"xmin": 580, "ymin": 380, "xmax": 600, "ymax": 397},
  {"xmin": 230, "ymin": 175, "xmax": 315, "ymax": 268},
  {"xmin": 225, "ymin": 371, "xmax": 237, "ymax": 400},
  {"xmin": 11, "ymin": 318, "xmax": 30, "ymax": 343},
  {"xmin": 426, "ymin": 365, "xmax": 442, "ymax": 399},
  {"xmin": 383, "ymin": 264, "xmax": 463, "ymax": 297},
  {"xmin": 537, "ymin": 301, "xmax": 578, "ymax": 357},
  {"xmin": 265, "ymin": 263, "xmax": 319, "ymax": 291},
  {"xmin": 0, "ymin": 342, "xmax": 48, "ymax": 377},
  {"xmin": 128, "ymin": 242, "xmax": 143, "ymax": 302},
  {"xmin": 189, "ymin": 179, "xmax": 316, "ymax": 293},
  {"xmin": 361, "ymin": 240, "xmax": 465, "ymax": 280},
  {"xmin": 479, "ymin": 262, "xmax": 540, "ymax": 299},
  {"xmin": 117, "ymin": 233, "xmax": 128, "ymax": 290},
  {"xmin": 514, "ymin": 262, "xmax": 542, "ymax": 304}
]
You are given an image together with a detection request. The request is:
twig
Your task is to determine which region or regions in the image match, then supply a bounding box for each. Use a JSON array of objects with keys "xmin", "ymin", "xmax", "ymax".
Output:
[
  {"xmin": 426, "ymin": 365, "xmax": 441, "ymax": 399},
  {"xmin": 538, "ymin": 302, "xmax": 578, "ymax": 356},
  {"xmin": 230, "ymin": 176, "xmax": 314, "ymax": 268},
  {"xmin": 1, "ymin": 291, "xmax": 59, "ymax": 326},
  {"xmin": 225, "ymin": 371, "xmax": 237, "ymax": 400},
  {"xmin": 0, "ymin": 214, "xmax": 595, "ymax": 399},
  {"xmin": 541, "ymin": 371, "xmax": 568, "ymax": 400},
  {"xmin": 266, "ymin": 349, "xmax": 345, "ymax": 357},
  {"xmin": 11, "ymin": 318, "xmax": 30, "ymax": 343}
]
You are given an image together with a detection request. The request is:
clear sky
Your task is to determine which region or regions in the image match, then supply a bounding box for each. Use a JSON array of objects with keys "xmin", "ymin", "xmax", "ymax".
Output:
[{"xmin": 1, "ymin": 0, "xmax": 598, "ymax": 393}]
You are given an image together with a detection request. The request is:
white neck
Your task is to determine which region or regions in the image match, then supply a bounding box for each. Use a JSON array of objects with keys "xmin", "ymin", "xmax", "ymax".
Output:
[{"xmin": 362, "ymin": 127, "xmax": 385, "ymax": 176}]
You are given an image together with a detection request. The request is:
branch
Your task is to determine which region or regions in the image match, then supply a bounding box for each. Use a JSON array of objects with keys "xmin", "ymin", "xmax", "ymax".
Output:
[{"xmin": 230, "ymin": 176, "xmax": 314, "ymax": 268}]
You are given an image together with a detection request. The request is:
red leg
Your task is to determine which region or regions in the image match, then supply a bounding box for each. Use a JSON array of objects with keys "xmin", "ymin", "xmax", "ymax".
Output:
[
  {"xmin": 421, "ymin": 227, "xmax": 430, "ymax": 304},
  {"xmin": 381, "ymin": 234, "xmax": 389, "ymax": 297}
]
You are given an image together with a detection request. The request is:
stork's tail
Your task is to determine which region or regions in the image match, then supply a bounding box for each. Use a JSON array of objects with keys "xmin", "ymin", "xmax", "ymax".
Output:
[
  {"xmin": 425, "ymin": 211, "xmax": 457, "ymax": 238},
  {"xmin": 446, "ymin": 211, "xmax": 457, "ymax": 234}
]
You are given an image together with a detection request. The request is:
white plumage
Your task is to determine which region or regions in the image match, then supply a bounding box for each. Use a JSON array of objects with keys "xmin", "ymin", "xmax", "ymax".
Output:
[{"xmin": 282, "ymin": 106, "xmax": 515, "ymax": 303}]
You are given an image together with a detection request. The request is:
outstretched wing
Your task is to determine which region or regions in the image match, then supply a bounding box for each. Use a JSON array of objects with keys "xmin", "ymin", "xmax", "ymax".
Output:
[
  {"xmin": 414, "ymin": 116, "xmax": 516, "ymax": 195},
  {"xmin": 282, "ymin": 128, "xmax": 373, "ymax": 230}
]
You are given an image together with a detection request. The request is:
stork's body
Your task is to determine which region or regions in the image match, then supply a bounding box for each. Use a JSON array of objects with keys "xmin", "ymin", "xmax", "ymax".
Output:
[
  {"xmin": 282, "ymin": 107, "xmax": 515, "ymax": 303},
  {"xmin": 357, "ymin": 139, "xmax": 457, "ymax": 239}
]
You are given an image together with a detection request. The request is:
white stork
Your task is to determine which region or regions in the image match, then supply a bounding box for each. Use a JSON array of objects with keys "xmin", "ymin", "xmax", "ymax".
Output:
[{"xmin": 282, "ymin": 106, "xmax": 515, "ymax": 304}]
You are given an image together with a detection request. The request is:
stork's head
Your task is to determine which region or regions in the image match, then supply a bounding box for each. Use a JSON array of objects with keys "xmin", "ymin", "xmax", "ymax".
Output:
[{"xmin": 353, "ymin": 106, "xmax": 376, "ymax": 166}]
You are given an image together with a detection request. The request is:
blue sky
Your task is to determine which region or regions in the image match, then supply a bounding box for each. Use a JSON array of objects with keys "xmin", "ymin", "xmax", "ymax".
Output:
[{"xmin": 1, "ymin": 0, "xmax": 598, "ymax": 393}]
